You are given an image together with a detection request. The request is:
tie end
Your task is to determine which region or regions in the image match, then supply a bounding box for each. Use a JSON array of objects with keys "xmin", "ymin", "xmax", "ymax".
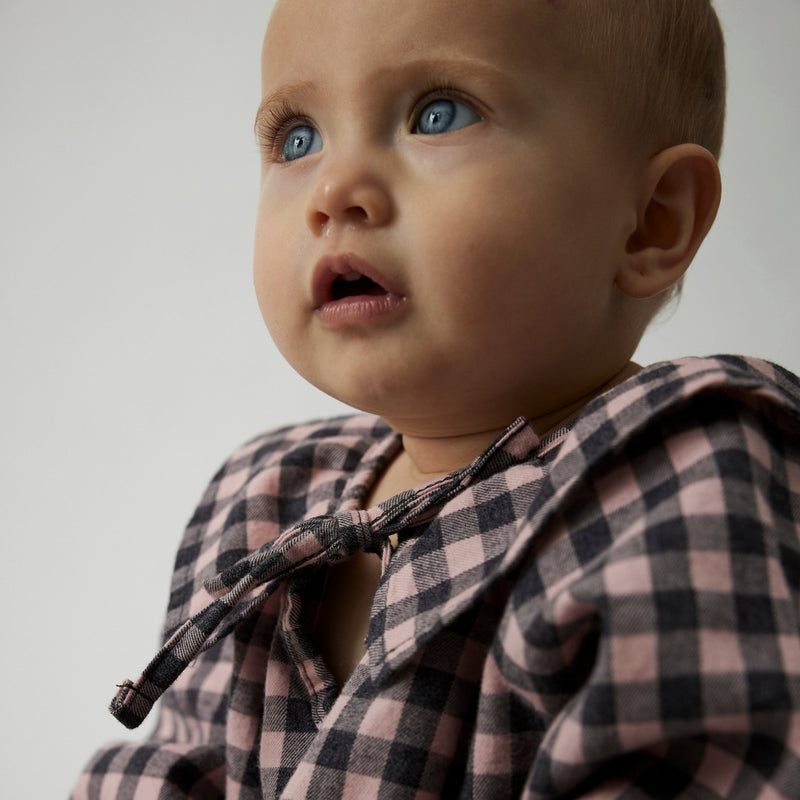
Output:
[{"xmin": 109, "ymin": 679, "xmax": 155, "ymax": 730}]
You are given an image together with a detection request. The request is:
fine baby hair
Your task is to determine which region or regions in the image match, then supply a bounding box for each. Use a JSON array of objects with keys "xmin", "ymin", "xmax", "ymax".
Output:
[
  {"xmin": 567, "ymin": 0, "xmax": 727, "ymax": 310},
  {"xmin": 567, "ymin": 0, "xmax": 726, "ymax": 159}
]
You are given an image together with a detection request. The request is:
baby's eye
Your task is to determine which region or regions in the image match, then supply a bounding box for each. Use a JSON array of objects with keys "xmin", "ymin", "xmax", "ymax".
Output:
[
  {"xmin": 414, "ymin": 97, "xmax": 481, "ymax": 136},
  {"xmin": 282, "ymin": 124, "xmax": 322, "ymax": 162}
]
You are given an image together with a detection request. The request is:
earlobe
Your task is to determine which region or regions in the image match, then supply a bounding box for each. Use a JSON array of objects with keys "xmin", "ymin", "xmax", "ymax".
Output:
[{"xmin": 616, "ymin": 144, "xmax": 722, "ymax": 299}]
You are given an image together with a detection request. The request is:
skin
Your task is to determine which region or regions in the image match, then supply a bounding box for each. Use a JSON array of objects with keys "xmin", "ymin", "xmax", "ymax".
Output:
[
  {"xmin": 253, "ymin": 0, "xmax": 660, "ymax": 483},
  {"xmin": 252, "ymin": 0, "xmax": 721, "ymax": 684}
]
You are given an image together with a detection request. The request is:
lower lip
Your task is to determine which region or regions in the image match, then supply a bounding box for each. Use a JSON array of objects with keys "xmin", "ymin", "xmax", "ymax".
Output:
[{"xmin": 314, "ymin": 292, "xmax": 407, "ymax": 327}]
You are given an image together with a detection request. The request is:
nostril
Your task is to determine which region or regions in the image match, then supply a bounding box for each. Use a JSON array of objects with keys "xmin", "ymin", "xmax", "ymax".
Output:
[
  {"xmin": 306, "ymin": 178, "xmax": 392, "ymax": 235},
  {"xmin": 308, "ymin": 205, "xmax": 369, "ymax": 235},
  {"xmin": 344, "ymin": 205, "xmax": 369, "ymax": 223},
  {"xmin": 308, "ymin": 210, "xmax": 330, "ymax": 233}
]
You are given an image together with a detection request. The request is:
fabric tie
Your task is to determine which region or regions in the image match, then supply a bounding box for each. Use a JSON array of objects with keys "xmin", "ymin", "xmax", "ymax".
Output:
[{"xmin": 109, "ymin": 417, "xmax": 537, "ymax": 729}]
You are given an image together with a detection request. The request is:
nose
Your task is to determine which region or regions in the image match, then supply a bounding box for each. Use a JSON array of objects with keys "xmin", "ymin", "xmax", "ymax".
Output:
[{"xmin": 305, "ymin": 157, "xmax": 393, "ymax": 235}]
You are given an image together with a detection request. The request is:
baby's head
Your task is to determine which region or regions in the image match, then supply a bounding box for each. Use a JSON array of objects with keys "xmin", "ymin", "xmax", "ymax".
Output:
[{"xmin": 253, "ymin": 0, "xmax": 725, "ymax": 439}]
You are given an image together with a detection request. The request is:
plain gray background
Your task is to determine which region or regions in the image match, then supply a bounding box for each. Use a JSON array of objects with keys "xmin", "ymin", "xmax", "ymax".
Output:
[{"xmin": 1, "ymin": 2, "xmax": 798, "ymax": 796}]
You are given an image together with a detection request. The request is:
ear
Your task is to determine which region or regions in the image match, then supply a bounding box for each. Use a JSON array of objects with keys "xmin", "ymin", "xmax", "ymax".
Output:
[{"xmin": 616, "ymin": 144, "xmax": 722, "ymax": 299}]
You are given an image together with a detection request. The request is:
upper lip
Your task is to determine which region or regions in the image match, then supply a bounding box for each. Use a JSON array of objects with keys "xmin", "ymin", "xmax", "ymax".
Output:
[{"xmin": 311, "ymin": 253, "xmax": 404, "ymax": 308}]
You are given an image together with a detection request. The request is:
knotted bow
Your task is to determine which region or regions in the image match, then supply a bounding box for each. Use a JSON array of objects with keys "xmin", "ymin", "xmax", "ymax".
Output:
[{"xmin": 109, "ymin": 417, "xmax": 536, "ymax": 729}]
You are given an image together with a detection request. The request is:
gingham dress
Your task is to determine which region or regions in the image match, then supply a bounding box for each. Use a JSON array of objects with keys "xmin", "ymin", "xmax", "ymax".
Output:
[{"xmin": 73, "ymin": 356, "xmax": 800, "ymax": 798}]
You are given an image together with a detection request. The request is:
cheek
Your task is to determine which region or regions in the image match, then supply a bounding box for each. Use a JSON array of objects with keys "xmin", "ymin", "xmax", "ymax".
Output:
[
  {"xmin": 409, "ymin": 173, "xmax": 603, "ymax": 360},
  {"xmin": 252, "ymin": 170, "xmax": 310, "ymax": 297},
  {"xmin": 414, "ymin": 176, "xmax": 549, "ymax": 296},
  {"xmin": 253, "ymin": 226, "xmax": 277, "ymax": 320},
  {"xmin": 253, "ymin": 206, "xmax": 297, "ymax": 340}
]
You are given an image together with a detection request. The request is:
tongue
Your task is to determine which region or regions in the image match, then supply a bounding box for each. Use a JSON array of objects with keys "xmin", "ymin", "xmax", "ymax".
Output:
[{"xmin": 331, "ymin": 275, "xmax": 387, "ymax": 300}]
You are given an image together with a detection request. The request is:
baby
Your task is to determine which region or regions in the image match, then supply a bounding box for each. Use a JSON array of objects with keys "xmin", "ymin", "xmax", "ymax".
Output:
[{"xmin": 73, "ymin": 0, "xmax": 800, "ymax": 798}]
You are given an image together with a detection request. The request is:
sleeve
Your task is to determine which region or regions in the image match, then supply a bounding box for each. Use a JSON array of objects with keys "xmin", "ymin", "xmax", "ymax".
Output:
[
  {"xmin": 69, "ymin": 415, "xmax": 363, "ymax": 798},
  {"xmin": 69, "ymin": 439, "xmax": 259, "ymax": 800},
  {"xmin": 513, "ymin": 388, "xmax": 800, "ymax": 798},
  {"xmin": 69, "ymin": 604, "xmax": 233, "ymax": 799}
]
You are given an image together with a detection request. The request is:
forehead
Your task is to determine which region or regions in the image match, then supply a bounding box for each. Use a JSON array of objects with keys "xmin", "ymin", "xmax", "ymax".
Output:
[{"xmin": 262, "ymin": 0, "xmax": 571, "ymax": 88}]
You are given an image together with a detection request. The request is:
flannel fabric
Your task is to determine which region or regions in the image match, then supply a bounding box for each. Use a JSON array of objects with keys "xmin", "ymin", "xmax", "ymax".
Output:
[{"xmin": 73, "ymin": 356, "xmax": 800, "ymax": 799}]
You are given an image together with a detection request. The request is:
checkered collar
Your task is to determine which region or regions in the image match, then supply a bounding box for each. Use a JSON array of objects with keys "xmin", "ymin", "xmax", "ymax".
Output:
[
  {"xmin": 110, "ymin": 417, "xmax": 543, "ymax": 728},
  {"xmin": 109, "ymin": 356, "xmax": 800, "ymax": 730}
]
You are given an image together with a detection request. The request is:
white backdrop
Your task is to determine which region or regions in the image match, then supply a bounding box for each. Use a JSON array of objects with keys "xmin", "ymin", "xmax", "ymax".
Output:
[{"xmin": 1, "ymin": 2, "xmax": 798, "ymax": 796}]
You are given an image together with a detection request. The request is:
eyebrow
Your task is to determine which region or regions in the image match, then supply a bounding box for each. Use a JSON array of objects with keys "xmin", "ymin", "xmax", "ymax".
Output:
[
  {"xmin": 254, "ymin": 57, "xmax": 517, "ymax": 131},
  {"xmin": 375, "ymin": 57, "xmax": 511, "ymax": 93}
]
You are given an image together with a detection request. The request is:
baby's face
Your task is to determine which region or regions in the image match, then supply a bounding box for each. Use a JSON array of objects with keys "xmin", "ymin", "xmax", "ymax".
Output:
[{"xmin": 254, "ymin": 0, "xmax": 643, "ymax": 436}]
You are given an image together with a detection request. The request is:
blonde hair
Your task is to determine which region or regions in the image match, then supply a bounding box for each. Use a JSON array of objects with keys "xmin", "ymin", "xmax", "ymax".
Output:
[
  {"xmin": 565, "ymin": 0, "xmax": 726, "ymax": 160},
  {"xmin": 550, "ymin": 1, "xmax": 726, "ymax": 312}
]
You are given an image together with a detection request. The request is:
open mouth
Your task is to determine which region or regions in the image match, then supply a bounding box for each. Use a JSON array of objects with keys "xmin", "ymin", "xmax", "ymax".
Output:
[
  {"xmin": 312, "ymin": 254, "xmax": 406, "ymax": 324},
  {"xmin": 330, "ymin": 272, "xmax": 388, "ymax": 300}
]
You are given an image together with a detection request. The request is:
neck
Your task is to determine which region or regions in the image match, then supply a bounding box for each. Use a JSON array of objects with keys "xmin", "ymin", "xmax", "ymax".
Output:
[
  {"xmin": 365, "ymin": 429, "xmax": 500, "ymax": 507},
  {"xmin": 384, "ymin": 360, "xmax": 643, "ymax": 489},
  {"xmin": 399, "ymin": 427, "xmax": 507, "ymax": 481}
]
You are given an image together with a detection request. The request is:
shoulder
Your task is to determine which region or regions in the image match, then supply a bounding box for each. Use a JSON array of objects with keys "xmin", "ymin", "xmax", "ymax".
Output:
[
  {"xmin": 163, "ymin": 413, "xmax": 393, "ymax": 634},
  {"xmin": 570, "ymin": 353, "xmax": 800, "ymax": 522},
  {"xmin": 206, "ymin": 413, "xmax": 392, "ymax": 488},
  {"xmin": 191, "ymin": 410, "xmax": 393, "ymax": 533},
  {"xmin": 581, "ymin": 355, "xmax": 800, "ymax": 448},
  {"xmin": 198, "ymin": 413, "xmax": 390, "ymax": 499},
  {"xmin": 513, "ymin": 354, "xmax": 800, "ymax": 609},
  {"xmin": 547, "ymin": 355, "xmax": 800, "ymax": 489},
  {"xmin": 502, "ymin": 359, "xmax": 800, "ymax": 795}
]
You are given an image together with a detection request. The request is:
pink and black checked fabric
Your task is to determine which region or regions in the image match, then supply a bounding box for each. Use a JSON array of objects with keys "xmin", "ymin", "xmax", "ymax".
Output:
[{"xmin": 73, "ymin": 356, "xmax": 800, "ymax": 798}]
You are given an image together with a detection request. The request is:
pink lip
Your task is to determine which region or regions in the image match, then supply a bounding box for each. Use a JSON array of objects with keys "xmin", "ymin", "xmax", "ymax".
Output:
[{"xmin": 311, "ymin": 253, "xmax": 407, "ymax": 326}]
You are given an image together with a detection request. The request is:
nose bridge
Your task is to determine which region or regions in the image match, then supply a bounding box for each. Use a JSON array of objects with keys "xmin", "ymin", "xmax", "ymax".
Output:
[{"xmin": 306, "ymin": 138, "xmax": 393, "ymax": 234}]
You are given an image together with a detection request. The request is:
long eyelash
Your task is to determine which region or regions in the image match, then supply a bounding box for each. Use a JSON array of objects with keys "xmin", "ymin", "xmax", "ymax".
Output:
[
  {"xmin": 415, "ymin": 79, "xmax": 462, "ymax": 106},
  {"xmin": 255, "ymin": 100, "xmax": 311, "ymax": 161}
]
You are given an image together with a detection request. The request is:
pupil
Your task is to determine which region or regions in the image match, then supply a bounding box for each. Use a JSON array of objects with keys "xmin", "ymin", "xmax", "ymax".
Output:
[
  {"xmin": 420, "ymin": 100, "xmax": 454, "ymax": 134},
  {"xmin": 283, "ymin": 125, "xmax": 317, "ymax": 161}
]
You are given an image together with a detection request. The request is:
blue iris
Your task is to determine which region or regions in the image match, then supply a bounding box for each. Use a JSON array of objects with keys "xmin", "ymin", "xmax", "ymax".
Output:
[
  {"xmin": 415, "ymin": 98, "xmax": 481, "ymax": 135},
  {"xmin": 282, "ymin": 125, "xmax": 322, "ymax": 162}
]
